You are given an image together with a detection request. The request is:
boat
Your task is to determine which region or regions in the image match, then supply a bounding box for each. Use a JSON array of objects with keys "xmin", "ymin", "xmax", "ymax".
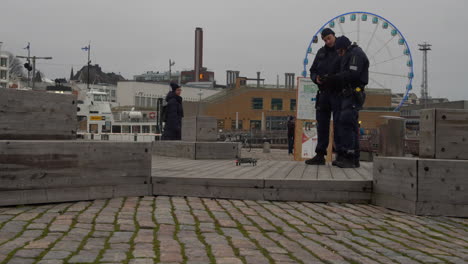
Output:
[{"xmin": 77, "ymin": 89, "xmax": 161, "ymax": 141}]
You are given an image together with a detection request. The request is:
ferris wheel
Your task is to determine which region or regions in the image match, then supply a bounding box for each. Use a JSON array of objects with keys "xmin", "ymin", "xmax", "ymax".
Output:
[{"xmin": 302, "ymin": 11, "xmax": 414, "ymax": 111}]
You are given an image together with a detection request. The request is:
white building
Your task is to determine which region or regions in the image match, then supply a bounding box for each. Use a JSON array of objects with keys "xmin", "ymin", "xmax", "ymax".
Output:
[
  {"xmin": 116, "ymin": 81, "xmax": 222, "ymax": 108},
  {"xmin": 134, "ymin": 71, "xmax": 180, "ymax": 82},
  {"xmin": 0, "ymin": 52, "xmax": 9, "ymax": 88}
]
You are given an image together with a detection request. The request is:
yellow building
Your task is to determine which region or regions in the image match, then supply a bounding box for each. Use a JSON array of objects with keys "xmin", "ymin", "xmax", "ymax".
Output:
[
  {"xmin": 202, "ymin": 78, "xmax": 296, "ymax": 131},
  {"xmin": 201, "ymin": 78, "xmax": 399, "ymax": 131}
]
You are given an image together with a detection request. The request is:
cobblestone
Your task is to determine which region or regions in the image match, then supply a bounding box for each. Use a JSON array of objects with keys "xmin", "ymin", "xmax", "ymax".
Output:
[{"xmin": 0, "ymin": 196, "xmax": 467, "ymax": 263}]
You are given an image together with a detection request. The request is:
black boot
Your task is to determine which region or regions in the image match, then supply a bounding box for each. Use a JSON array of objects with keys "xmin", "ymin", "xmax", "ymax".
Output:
[
  {"xmin": 335, "ymin": 156, "xmax": 356, "ymax": 168},
  {"xmin": 332, "ymin": 155, "xmax": 344, "ymax": 167},
  {"xmin": 305, "ymin": 154, "xmax": 325, "ymax": 165},
  {"xmin": 354, "ymin": 159, "xmax": 360, "ymax": 168}
]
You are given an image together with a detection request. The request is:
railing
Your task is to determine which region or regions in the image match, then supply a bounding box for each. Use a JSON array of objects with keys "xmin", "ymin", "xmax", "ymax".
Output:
[{"xmin": 77, "ymin": 133, "xmax": 161, "ymax": 142}]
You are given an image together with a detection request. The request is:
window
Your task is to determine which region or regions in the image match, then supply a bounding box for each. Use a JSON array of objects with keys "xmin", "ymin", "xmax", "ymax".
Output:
[
  {"xmin": 290, "ymin": 99, "xmax": 297, "ymax": 111},
  {"xmin": 252, "ymin": 98, "xmax": 263, "ymax": 109},
  {"xmin": 122, "ymin": 125, "xmax": 131, "ymax": 133},
  {"xmin": 93, "ymin": 95, "xmax": 102, "ymax": 102},
  {"xmin": 0, "ymin": 70, "xmax": 6, "ymax": 80},
  {"xmin": 271, "ymin": 98, "xmax": 283, "ymax": 110},
  {"xmin": 231, "ymin": 120, "xmax": 243, "ymax": 130},
  {"xmin": 146, "ymin": 97, "xmax": 151, "ymax": 107},
  {"xmin": 142, "ymin": 125, "xmax": 150, "ymax": 133},
  {"xmin": 266, "ymin": 116, "xmax": 288, "ymax": 130},
  {"xmin": 112, "ymin": 126, "xmax": 121, "ymax": 133},
  {"xmin": 250, "ymin": 120, "xmax": 261, "ymax": 130},
  {"xmin": 132, "ymin": 125, "xmax": 141, "ymax": 133},
  {"xmin": 111, "ymin": 90, "xmax": 116, "ymax": 97},
  {"xmin": 0, "ymin": 58, "xmax": 7, "ymax": 67},
  {"xmin": 217, "ymin": 119, "xmax": 225, "ymax": 130}
]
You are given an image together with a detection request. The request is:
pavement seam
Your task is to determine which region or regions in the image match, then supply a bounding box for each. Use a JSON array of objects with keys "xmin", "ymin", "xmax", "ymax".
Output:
[
  {"xmin": 201, "ymin": 198, "xmax": 249, "ymax": 264},
  {"xmin": 63, "ymin": 199, "xmax": 110, "ymax": 264},
  {"xmin": 170, "ymin": 196, "xmax": 188, "ymax": 264},
  {"xmin": 94, "ymin": 197, "xmax": 126, "ymax": 264},
  {"xmin": 1, "ymin": 202, "xmax": 75, "ymax": 264},
  {"xmin": 185, "ymin": 197, "xmax": 216, "ymax": 264}
]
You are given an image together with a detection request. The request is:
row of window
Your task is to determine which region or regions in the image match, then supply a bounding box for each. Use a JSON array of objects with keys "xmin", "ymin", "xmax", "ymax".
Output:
[
  {"xmin": 135, "ymin": 96, "xmax": 159, "ymax": 108},
  {"xmin": 252, "ymin": 98, "xmax": 296, "ymax": 111},
  {"xmin": 217, "ymin": 116, "xmax": 290, "ymax": 131}
]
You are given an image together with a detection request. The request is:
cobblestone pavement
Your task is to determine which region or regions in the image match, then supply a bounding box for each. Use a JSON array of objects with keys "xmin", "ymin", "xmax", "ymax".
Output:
[{"xmin": 0, "ymin": 197, "xmax": 467, "ymax": 264}]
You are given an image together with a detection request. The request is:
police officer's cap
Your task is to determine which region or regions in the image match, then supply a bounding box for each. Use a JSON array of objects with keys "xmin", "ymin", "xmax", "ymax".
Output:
[
  {"xmin": 321, "ymin": 28, "xmax": 335, "ymax": 38},
  {"xmin": 335, "ymin": 36, "xmax": 352, "ymax": 50}
]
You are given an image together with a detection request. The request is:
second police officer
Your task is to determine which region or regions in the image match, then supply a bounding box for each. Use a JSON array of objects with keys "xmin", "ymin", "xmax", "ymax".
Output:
[{"xmin": 328, "ymin": 36, "xmax": 369, "ymax": 168}]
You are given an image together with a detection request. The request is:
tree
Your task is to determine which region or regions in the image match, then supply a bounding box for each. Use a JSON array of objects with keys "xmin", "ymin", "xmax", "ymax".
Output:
[
  {"xmin": 5, "ymin": 52, "xmax": 25, "ymax": 79},
  {"xmin": 34, "ymin": 71, "xmax": 42, "ymax": 83},
  {"xmin": 70, "ymin": 67, "xmax": 74, "ymax": 81}
]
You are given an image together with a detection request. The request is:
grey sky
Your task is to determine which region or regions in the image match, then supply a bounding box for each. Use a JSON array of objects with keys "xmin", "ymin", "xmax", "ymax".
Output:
[{"xmin": 1, "ymin": 0, "xmax": 467, "ymax": 100}]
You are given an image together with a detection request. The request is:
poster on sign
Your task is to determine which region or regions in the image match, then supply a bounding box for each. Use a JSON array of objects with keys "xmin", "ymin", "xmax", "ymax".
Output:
[
  {"xmin": 301, "ymin": 121, "xmax": 318, "ymax": 159},
  {"xmin": 296, "ymin": 77, "xmax": 318, "ymax": 120},
  {"xmin": 294, "ymin": 77, "xmax": 320, "ymax": 160}
]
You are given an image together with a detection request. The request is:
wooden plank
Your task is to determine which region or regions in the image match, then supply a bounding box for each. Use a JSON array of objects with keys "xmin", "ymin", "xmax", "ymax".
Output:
[
  {"xmin": 264, "ymin": 189, "xmax": 371, "ymax": 203},
  {"xmin": 301, "ymin": 165, "xmax": 318, "ymax": 180},
  {"xmin": 152, "ymin": 177, "xmax": 262, "ymax": 188},
  {"xmin": 195, "ymin": 142, "xmax": 240, "ymax": 160},
  {"xmin": 153, "ymin": 184, "xmax": 264, "ymax": 201},
  {"xmin": 182, "ymin": 116, "xmax": 217, "ymax": 142},
  {"xmin": 342, "ymin": 167, "xmax": 366, "ymax": 180},
  {"xmin": 317, "ymin": 165, "xmax": 332, "ymax": 180},
  {"xmin": 266, "ymin": 161, "xmax": 297, "ymax": 179},
  {"xmin": 235, "ymin": 160, "xmax": 274, "ymax": 179},
  {"xmin": 285, "ymin": 163, "xmax": 307, "ymax": 179},
  {"xmin": 0, "ymin": 184, "xmax": 151, "ymax": 207},
  {"xmin": 419, "ymin": 109, "xmax": 436, "ymax": 158},
  {"xmin": 0, "ymin": 89, "xmax": 77, "ymax": 140},
  {"xmin": 354, "ymin": 166, "xmax": 372, "ymax": 180},
  {"xmin": 372, "ymin": 157, "xmax": 418, "ymax": 201},
  {"xmin": 152, "ymin": 141, "xmax": 196, "ymax": 159},
  {"xmin": 329, "ymin": 166, "xmax": 349, "ymax": 180},
  {"xmin": 435, "ymin": 109, "xmax": 468, "ymax": 160},
  {"xmin": 418, "ymin": 159, "xmax": 468, "ymax": 205},
  {"xmin": 0, "ymin": 175, "xmax": 148, "ymax": 190},
  {"xmin": 195, "ymin": 160, "xmax": 242, "ymax": 179},
  {"xmin": 372, "ymin": 193, "xmax": 416, "ymax": 215},
  {"xmin": 264, "ymin": 179, "xmax": 371, "ymax": 192},
  {"xmin": 251, "ymin": 160, "xmax": 287, "ymax": 179},
  {"xmin": 415, "ymin": 201, "xmax": 468, "ymax": 217},
  {"xmin": 0, "ymin": 141, "xmax": 151, "ymax": 195}
]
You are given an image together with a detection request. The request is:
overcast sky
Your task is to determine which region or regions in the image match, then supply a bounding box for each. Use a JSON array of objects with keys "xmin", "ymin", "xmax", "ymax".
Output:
[{"xmin": 1, "ymin": 0, "xmax": 467, "ymax": 100}]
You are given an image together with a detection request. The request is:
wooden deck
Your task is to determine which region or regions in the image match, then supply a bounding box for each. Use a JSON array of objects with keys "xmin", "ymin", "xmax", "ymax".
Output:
[{"xmin": 152, "ymin": 156, "xmax": 373, "ymax": 203}]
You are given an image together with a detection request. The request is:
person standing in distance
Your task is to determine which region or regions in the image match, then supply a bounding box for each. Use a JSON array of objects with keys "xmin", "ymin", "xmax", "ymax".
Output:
[
  {"xmin": 162, "ymin": 82, "xmax": 184, "ymax": 140},
  {"xmin": 330, "ymin": 36, "xmax": 369, "ymax": 168},
  {"xmin": 305, "ymin": 28, "xmax": 342, "ymax": 165}
]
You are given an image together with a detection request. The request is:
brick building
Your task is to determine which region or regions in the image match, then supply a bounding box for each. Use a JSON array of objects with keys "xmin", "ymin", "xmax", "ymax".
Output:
[{"xmin": 201, "ymin": 79, "xmax": 398, "ymax": 132}]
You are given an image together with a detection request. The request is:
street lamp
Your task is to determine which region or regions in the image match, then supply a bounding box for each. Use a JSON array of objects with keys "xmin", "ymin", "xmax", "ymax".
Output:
[{"xmin": 197, "ymin": 89, "xmax": 203, "ymax": 117}]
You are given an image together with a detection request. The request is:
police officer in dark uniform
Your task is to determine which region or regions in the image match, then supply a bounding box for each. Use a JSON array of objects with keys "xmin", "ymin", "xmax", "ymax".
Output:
[
  {"xmin": 305, "ymin": 28, "xmax": 341, "ymax": 165},
  {"xmin": 330, "ymin": 36, "xmax": 369, "ymax": 168}
]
